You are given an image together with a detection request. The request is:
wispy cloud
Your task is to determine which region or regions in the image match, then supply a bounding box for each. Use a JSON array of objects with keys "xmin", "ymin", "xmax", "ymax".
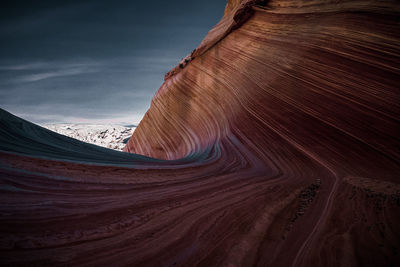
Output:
[
  {"xmin": 0, "ymin": 0, "xmax": 226, "ymax": 124},
  {"xmin": 19, "ymin": 66, "xmax": 99, "ymax": 82},
  {"xmin": 0, "ymin": 62, "xmax": 48, "ymax": 71},
  {"xmin": 0, "ymin": 60, "xmax": 103, "ymax": 83}
]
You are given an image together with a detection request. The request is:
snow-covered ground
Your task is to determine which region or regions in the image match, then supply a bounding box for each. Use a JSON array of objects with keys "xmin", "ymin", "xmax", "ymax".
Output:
[{"xmin": 43, "ymin": 124, "xmax": 136, "ymax": 151}]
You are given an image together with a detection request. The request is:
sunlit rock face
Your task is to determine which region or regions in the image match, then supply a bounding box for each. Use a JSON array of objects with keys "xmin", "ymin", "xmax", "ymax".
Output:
[
  {"xmin": 122, "ymin": 0, "xmax": 400, "ymax": 265},
  {"xmin": 124, "ymin": 0, "xmax": 399, "ymax": 162},
  {"xmin": 1, "ymin": 0, "xmax": 399, "ymax": 266}
]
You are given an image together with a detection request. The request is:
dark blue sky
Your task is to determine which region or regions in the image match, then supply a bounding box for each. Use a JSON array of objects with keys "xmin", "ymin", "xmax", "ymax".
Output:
[{"xmin": 0, "ymin": 0, "xmax": 226, "ymax": 124}]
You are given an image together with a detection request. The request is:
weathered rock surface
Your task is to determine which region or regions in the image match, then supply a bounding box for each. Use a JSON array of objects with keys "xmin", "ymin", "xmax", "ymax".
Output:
[{"xmin": 1, "ymin": 0, "xmax": 399, "ymax": 266}]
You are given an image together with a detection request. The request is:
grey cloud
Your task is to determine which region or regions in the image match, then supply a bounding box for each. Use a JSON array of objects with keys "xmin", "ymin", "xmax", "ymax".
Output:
[
  {"xmin": 0, "ymin": 0, "xmax": 227, "ymax": 124},
  {"xmin": 0, "ymin": 62, "xmax": 48, "ymax": 71},
  {"xmin": 19, "ymin": 67, "xmax": 98, "ymax": 82},
  {"xmin": 0, "ymin": 60, "xmax": 103, "ymax": 83}
]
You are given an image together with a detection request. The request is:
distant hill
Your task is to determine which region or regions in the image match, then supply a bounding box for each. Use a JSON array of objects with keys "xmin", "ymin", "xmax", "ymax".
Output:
[{"xmin": 43, "ymin": 124, "xmax": 135, "ymax": 151}]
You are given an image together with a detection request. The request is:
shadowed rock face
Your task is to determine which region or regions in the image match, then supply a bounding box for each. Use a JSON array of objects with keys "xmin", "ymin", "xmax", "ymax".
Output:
[{"xmin": 1, "ymin": 0, "xmax": 400, "ymax": 266}]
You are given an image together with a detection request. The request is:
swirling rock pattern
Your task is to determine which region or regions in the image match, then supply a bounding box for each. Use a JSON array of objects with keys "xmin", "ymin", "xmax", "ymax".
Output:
[{"xmin": 1, "ymin": 0, "xmax": 400, "ymax": 266}]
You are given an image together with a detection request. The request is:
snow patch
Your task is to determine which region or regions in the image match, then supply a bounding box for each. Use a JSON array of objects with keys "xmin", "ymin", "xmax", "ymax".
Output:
[{"xmin": 42, "ymin": 124, "xmax": 136, "ymax": 151}]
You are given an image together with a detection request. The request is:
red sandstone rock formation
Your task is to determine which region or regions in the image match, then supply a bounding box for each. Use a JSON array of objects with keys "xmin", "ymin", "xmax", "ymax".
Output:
[{"xmin": 0, "ymin": 0, "xmax": 399, "ymax": 266}]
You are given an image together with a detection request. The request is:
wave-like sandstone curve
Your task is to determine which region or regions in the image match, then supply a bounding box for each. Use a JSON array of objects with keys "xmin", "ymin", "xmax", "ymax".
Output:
[{"xmin": 1, "ymin": 0, "xmax": 400, "ymax": 266}]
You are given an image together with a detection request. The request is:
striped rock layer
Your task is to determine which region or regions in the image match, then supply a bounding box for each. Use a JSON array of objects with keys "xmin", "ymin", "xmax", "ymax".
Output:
[{"xmin": 1, "ymin": 0, "xmax": 400, "ymax": 266}]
